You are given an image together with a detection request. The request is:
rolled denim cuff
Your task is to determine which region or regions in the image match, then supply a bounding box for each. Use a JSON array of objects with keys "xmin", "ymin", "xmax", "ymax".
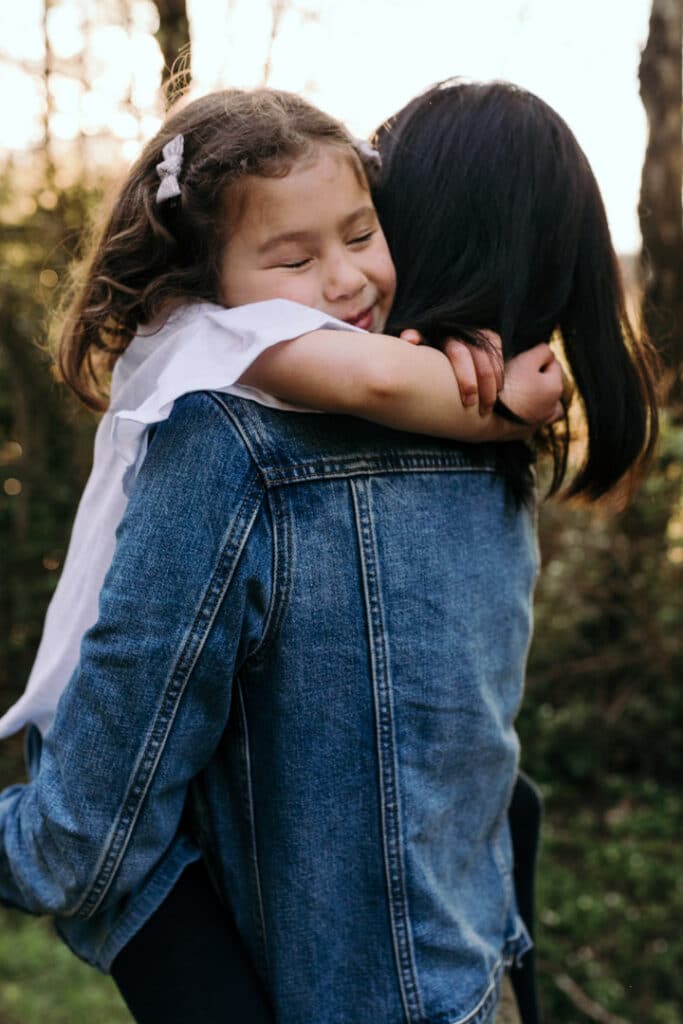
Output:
[{"xmin": 55, "ymin": 834, "xmax": 201, "ymax": 972}]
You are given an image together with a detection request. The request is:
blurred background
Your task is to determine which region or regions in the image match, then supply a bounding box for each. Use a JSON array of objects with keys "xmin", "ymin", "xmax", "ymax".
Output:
[{"xmin": 0, "ymin": 1, "xmax": 681, "ymax": 1021}]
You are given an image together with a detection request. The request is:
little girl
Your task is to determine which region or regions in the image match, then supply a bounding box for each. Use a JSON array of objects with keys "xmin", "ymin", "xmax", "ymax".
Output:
[{"xmin": 0, "ymin": 89, "xmax": 562, "ymax": 742}]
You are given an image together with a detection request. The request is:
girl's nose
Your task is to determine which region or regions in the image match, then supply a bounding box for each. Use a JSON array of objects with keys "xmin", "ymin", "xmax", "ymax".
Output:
[{"xmin": 322, "ymin": 253, "xmax": 366, "ymax": 302}]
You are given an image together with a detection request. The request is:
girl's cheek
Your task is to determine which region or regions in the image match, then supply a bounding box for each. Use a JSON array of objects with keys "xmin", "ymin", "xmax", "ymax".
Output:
[
  {"xmin": 376, "ymin": 239, "xmax": 397, "ymax": 296},
  {"xmin": 383, "ymin": 256, "xmax": 397, "ymax": 304}
]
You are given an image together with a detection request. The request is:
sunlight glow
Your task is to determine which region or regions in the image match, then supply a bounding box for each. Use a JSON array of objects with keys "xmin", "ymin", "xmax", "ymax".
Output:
[
  {"xmin": 0, "ymin": 65, "xmax": 43, "ymax": 148},
  {"xmin": 0, "ymin": 0, "xmax": 653, "ymax": 251},
  {"xmin": 47, "ymin": 2, "xmax": 85, "ymax": 60},
  {"xmin": 187, "ymin": 0, "xmax": 652, "ymax": 251}
]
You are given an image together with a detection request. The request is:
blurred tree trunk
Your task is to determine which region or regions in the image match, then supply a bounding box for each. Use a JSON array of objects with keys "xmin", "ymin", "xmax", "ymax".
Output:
[
  {"xmin": 41, "ymin": 0, "xmax": 55, "ymax": 185},
  {"xmin": 153, "ymin": 0, "xmax": 191, "ymax": 103},
  {"xmin": 638, "ymin": 0, "xmax": 683, "ymax": 404},
  {"xmin": 263, "ymin": 1, "xmax": 289, "ymax": 85}
]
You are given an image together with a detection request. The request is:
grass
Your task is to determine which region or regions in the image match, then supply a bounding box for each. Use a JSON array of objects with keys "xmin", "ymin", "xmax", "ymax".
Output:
[
  {"xmin": 534, "ymin": 781, "xmax": 683, "ymax": 1024},
  {"xmin": 0, "ymin": 911, "xmax": 131, "ymax": 1023}
]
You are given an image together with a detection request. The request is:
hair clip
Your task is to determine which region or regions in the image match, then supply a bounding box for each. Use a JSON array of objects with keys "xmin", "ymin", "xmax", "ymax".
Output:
[
  {"xmin": 355, "ymin": 138, "xmax": 382, "ymax": 173},
  {"xmin": 155, "ymin": 134, "xmax": 185, "ymax": 204}
]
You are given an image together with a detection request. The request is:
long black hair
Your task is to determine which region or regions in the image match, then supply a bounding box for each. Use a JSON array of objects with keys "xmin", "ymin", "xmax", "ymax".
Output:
[{"xmin": 373, "ymin": 80, "xmax": 659, "ymax": 501}]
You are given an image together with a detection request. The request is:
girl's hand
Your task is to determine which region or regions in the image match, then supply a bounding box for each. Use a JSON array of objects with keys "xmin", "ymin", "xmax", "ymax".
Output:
[
  {"xmin": 498, "ymin": 344, "xmax": 565, "ymax": 426},
  {"xmin": 401, "ymin": 329, "xmax": 504, "ymax": 414}
]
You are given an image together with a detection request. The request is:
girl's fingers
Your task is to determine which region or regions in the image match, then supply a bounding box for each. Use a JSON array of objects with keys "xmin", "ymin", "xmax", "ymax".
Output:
[
  {"xmin": 399, "ymin": 329, "xmax": 424, "ymax": 346},
  {"xmin": 537, "ymin": 360, "xmax": 564, "ymax": 422},
  {"xmin": 468, "ymin": 344, "xmax": 501, "ymax": 413},
  {"xmin": 527, "ymin": 343, "xmax": 554, "ymax": 371},
  {"xmin": 546, "ymin": 400, "xmax": 565, "ymax": 424},
  {"xmin": 477, "ymin": 330, "xmax": 504, "ymax": 395},
  {"xmin": 500, "ymin": 344, "xmax": 567, "ymax": 425},
  {"xmin": 444, "ymin": 333, "xmax": 504, "ymax": 413},
  {"xmin": 444, "ymin": 340, "xmax": 479, "ymax": 407},
  {"xmin": 546, "ymin": 360, "xmax": 564, "ymax": 398}
]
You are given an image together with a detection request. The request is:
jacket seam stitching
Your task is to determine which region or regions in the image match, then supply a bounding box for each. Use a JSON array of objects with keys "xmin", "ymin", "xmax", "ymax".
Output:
[
  {"xmin": 351, "ymin": 478, "xmax": 424, "ymax": 1024},
  {"xmin": 434, "ymin": 955, "xmax": 507, "ymax": 1024},
  {"xmin": 236, "ymin": 678, "xmax": 271, "ymax": 977},
  {"xmin": 209, "ymin": 392, "xmax": 271, "ymax": 479},
  {"xmin": 242, "ymin": 487, "xmax": 290, "ymax": 665},
  {"xmin": 262, "ymin": 463, "xmax": 497, "ymax": 487},
  {"xmin": 75, "ymin": 474, "xmax": 264, "ymax": 918},
  {"xmin": 206, "ymin": 393, "xmax": 498, "ymax": 486},
  {"xmin": 206, "ymin": 391, "xmax": 289, "ymax": 671}
]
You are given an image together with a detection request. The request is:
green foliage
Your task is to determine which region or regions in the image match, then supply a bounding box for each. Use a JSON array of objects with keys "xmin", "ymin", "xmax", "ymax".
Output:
[
  {"xmin": 518, "ymin": 427, "xmax": 683, "ymax": 1021},
  {"xmin": 532, "ymin": 782, "xmax": 683, "ymax": 1023},
  {"xmin": 0, "ymin": 178, "xmax": 99, "ymax": 712},
  {"xmin": 0, "ymin": 908, "xmax": 130, "ymax": 1022},
  {"xmin": 522, "ymin": 424, "xmax": 683, "ymax": 794}
]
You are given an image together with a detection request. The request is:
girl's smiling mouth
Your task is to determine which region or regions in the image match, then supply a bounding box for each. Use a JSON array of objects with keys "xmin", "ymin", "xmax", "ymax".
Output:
[{"xmin": 343, "ymin": 304, "xmax": 375, "ymax": 331}]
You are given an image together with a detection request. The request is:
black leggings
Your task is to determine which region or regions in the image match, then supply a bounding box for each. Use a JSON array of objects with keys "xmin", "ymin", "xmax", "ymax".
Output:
[
  {"xmin": 111, "ymin": 859, "xmax": 272, "ymax": 1023},
  {"xmin": 112, "ymin": 774, "xmax": 542, "ymax": 1024},
  {"xmin": 508, "ymin": 771, "xmax": 542, "ymax": 1024}
]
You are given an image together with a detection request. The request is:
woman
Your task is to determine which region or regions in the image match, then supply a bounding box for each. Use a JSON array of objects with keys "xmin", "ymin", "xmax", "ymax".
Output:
[
  {"xmin": 112, "ymin": 81, "xmax": 657, "ymax": 1024},
  {"xmin": 2, "ymin": 82, "xmax": 657, "ymax": 1024}
]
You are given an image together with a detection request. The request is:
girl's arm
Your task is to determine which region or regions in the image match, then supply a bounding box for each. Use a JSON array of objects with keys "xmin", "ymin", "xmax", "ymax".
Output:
[{"xmin": 239, "ymin": 329, "xmax": 564, "ymax": 442}]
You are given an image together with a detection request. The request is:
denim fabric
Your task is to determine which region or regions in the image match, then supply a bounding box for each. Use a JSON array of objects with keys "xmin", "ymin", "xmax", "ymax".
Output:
[{"xmin": 0, "ymin": 392, "xmax": 537, "ymax": 1024}]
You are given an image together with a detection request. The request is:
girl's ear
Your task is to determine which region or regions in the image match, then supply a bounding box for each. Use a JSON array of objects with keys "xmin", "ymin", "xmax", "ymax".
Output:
[{"xmin": 399, "ymin": 329, "xmax": 423, "ymax": 345}]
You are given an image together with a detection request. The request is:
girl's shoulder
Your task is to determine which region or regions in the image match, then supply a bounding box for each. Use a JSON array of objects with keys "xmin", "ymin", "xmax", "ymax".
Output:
[
  {"xmin": 109, "ymin": 300, "xmax": 353, "ymax": 488},
  {"xmin": 114, "ymin": 299, "xmax": 348, "ymax": 409}
]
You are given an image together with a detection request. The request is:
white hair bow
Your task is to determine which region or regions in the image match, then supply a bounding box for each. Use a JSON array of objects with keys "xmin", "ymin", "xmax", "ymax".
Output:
[
  {"xmin": 355, "ymin": 138, "xmax": 382, "ymax": 173},
  {"xmin": 155, "ymin": 134, "xmax": 185, "ymax": 204}
]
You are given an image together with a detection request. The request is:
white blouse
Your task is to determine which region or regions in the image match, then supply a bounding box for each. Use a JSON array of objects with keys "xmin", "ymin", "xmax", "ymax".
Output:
[{"xmin": 0, "ymin": 300, "xmax": 357, "ymax": 738}]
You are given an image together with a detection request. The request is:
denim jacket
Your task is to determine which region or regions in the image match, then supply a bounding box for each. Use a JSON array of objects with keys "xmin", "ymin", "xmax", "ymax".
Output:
[{"xmin": 0, "ymin": 392, "xmax": 536, "ymax": 1024}]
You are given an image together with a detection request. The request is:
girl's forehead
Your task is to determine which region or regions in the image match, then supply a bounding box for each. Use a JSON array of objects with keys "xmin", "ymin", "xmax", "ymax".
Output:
[
  {"xmin": 277, "ymin": 142, "xmax": 369, "ymax": 186},
  {"xmin": 232, "ymin": 148, "xmax": 373, "ymax": 236}
]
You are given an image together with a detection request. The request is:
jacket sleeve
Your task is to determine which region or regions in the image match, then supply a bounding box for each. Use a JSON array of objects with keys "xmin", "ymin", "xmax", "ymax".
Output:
[{"xmin": 0, "ymin": 392, "xmax": 269, "ymax": 922}]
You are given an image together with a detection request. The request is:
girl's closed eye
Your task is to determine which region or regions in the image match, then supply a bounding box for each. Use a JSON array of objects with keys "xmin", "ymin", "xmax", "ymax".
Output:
[
  {"xmin": 348, "ymin": 231, "xmax": 374, "ymax": 247},
  {"xmin": 278, "ymin": 256, "xmax": 313, "ymax": 269}
]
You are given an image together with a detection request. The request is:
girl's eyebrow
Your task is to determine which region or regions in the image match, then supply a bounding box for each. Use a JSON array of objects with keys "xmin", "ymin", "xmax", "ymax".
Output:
[
  {"xmin": 340, "ymin": 205, "xmax": 377, "ymax": 229},
  {"xmin": 258, "ymin": 206, "xmax": 377, "ymax": 255},
  {"xmin": 258, "ymin": 230, "xmax": 315, "ymax": 254}
]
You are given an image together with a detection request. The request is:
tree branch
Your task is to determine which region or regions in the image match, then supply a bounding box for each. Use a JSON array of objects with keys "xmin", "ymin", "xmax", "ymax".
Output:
[{"xmin": 553, "ymin": 972, "xmax": 631, "ymax": 1024}]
